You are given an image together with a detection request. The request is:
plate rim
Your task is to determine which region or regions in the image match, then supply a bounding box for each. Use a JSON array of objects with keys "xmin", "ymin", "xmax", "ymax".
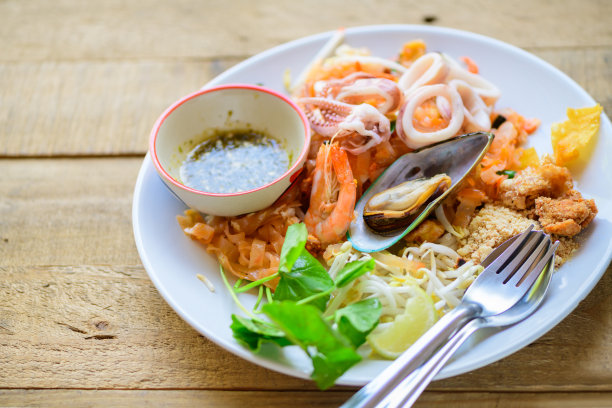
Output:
[{"xmin": 133, "ymin": 24, "xmax": 612, "ymax": 386}]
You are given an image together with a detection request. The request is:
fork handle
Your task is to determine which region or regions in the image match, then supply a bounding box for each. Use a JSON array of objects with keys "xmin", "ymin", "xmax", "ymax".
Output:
[
  {"xmin": 383, "ymin": 318, "xmax": 483, "ymax": 408},
  {"xmin": 341, "ymin": 303, "xmax": 479, "ymax": 408}
]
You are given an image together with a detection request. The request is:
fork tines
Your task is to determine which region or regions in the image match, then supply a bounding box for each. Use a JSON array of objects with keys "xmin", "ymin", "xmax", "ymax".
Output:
[
  {"xmin": 468, "ymin": 226, "xmax": 557, "ymax": 314},
  {"xmin": 490, "ymin": 229, "xmax": 552, "ymax": 286},
  {"xmin": 504, "ymin": 233, "xmax": 551, "ymax": 286}
]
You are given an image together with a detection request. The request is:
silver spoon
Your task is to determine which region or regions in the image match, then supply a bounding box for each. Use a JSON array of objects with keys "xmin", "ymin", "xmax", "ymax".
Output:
[
  {"xmin": 342, "ymin": 226, "xmax": 553, "ymax": 407},
  {"xmin": 342, "ymin": 227, "xmax": 556, "ymax": 408}
]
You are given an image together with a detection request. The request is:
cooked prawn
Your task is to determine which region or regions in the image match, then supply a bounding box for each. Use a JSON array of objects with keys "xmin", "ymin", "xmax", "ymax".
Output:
[{"xmin": 304, "ymin": 143, "xmax": 357, "ymax": 246}]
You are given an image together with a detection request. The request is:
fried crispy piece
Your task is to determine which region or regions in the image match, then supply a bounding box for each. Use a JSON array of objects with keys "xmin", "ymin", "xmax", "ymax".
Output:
[
  {"xmin": 535, "ymin": 192, "xmax": 598, "ymax": 236},
  {"xmin": 404, "ymin": 219, "xmax": 445, "ymax": 244},
  {"xmin": 498, "ymin": 160, "xmax": 573, "ymax": 210}
]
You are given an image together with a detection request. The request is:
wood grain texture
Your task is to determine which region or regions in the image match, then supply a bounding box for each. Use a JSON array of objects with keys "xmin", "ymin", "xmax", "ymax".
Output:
[
  {"xmin": 0, "ymin": 60, "xmax": 240, "ymax": 156},
  {"xmin": 0, "ymin": 1, "xmax": 610, "ymax": 156},
  {"xmin": 0, "ymin": 0, "xmax": 611, "ymax": 62},
  {"xmin": 0, "ymin": 390, "xmax": 611, "ymax": 408},
  {"xmin": 0, "ymin": 264, "xmax": 310, "ymax": 390},
  {"xmin": 0, "ymin": 158, "xmax": 142, "ymax": 265}
]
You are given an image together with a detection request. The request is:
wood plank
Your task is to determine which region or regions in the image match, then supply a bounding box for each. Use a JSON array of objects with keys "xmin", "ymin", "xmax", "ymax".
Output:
[
  {"xmin": 533, "ymin": 48, "xmax": 612, "ymax": 113},
  {"xmin": 0, "ymin": 390, "xmax": 611, "ymax": 408},
  {"xmin": 0, "ymin": 264, "xmax": 312, "ymax": 390},
  {"xmin": 0, "ymin": 60, "xmax": 240, "ymax": 156},
  {"xmin": 0, "ymin": 0, "xmax": 610, "ymax": 62},
  {"xmin": 0, "ymin": 48, "xmax": 610, "ymax": 156},
  {"xmin": 0, "ymin": 158, "xmax": 610, "ymax": 390},
  {"xmin": 0, "ymin": 158, "xmax": 143, "ymax": 265}
]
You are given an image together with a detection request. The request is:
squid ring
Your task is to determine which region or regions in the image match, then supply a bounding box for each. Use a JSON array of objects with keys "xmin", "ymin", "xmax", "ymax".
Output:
[
  {"xmin": 396, "ymin": 84, "xmax": 464, "ymax": 149},
  {"xmin": 398, "ymin": 52, "xmax": 450, "ymax": 95}
]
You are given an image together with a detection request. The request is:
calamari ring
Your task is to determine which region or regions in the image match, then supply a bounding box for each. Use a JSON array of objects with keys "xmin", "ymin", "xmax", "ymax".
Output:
[
  {"xmin": 398, "ymin": 52, "xmax": 450, "ymax": 95},
  {"xmin": 336, "ymin": 77, "xmax": 403, "ymax": 114},
  {"xmin": 444, "ymin": 54, "xmax": 501, "ymax": 106},
  {"xmin": 449, "ymin": 79, "xmax": 491, "ymax": 132},
  {"xmin": 396, "ymin": 84, "xmax": 464, "ymax": 149}
]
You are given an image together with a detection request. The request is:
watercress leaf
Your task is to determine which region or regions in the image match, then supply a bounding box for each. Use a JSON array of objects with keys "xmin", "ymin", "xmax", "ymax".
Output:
[
  {"xmin": 230, "ymin": 315, "xmax": 290, "ymax": 352},
  {"xmin": 263, "ymin": 301, "xmax": 362, "ymax": 390},
  {"xmin": 273, "ymin": 248, "xmax": 334, "ymax": 311},
  {"xmin": 278, "ymin": 223, "xmax": 308, "ymax": 274},
  {"xmin": 311, "ymin": 347, "xmax": 363, "ymax": 390},
  {"xmin": 335, "ymin": 258, "xmax": 376, "ymax": 288},
  {"xmin": 335, "ymin": 298, "xmax": 382, "ymax": 348}
]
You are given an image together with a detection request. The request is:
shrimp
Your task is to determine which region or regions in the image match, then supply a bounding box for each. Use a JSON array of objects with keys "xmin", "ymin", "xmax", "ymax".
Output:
[{"xmin": 304, "ymin": 143, "xmax": 357, "ymax": 246}]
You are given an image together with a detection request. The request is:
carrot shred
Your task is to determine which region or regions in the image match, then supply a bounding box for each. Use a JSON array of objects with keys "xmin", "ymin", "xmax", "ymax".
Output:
[
  {"xmin": 522, "ymin": 118, "xmax": 541, "ymax": 134},
  {"xmin": 412, "ymin": 100, "xmax": 447, "ymax": 131},
  {"xmin": 460, "ymin": 56, "xmax": 479, "ymax": 74}
]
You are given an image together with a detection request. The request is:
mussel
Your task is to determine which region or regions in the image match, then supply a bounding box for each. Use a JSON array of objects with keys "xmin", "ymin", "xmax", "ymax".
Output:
[
  {"xmin": 348, "ymin": 132, "xmax": 494, "ymax": 253},
  {"xmin": 363, "ymin": 174, "xmax": 452, "ymax": 233}
]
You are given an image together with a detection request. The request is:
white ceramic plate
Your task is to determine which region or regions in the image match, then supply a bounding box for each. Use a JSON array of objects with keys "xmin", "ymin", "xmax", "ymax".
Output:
[{"xmin": 133, "ymin": 25, "xmax": 612, "ymax": 385}]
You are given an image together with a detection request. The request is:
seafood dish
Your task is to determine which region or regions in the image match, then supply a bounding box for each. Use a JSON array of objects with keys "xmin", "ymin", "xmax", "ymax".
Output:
[{"xmin": 175, "ymin": 31, "xmax": 602, "ymax": 389}]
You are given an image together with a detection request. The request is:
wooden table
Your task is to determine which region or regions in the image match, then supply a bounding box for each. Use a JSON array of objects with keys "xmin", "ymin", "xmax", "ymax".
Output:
[{"xmin": 1, "ymin": 1, "xmax": 610, "ymax": 406}]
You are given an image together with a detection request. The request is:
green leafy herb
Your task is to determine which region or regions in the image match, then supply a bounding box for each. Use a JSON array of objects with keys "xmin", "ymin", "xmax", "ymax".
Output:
[
  {"xmin": 230, "ymin": 315, "xmax": 291, "ymax": 352},
  {"xmin": 278, "ymin": 223, "xmax": 308, "ymax": 274},
  {"xmin": 496, "ymin": 169, "xmax": 516, "ymax": 179},
  {"xmin": 263, "ymin": 301, "xmax": 361, "ymax": 389},
  {"xmin": 334, "ymin": 298, "xmax": 382, "ymax": 348},
  {"xmin": 274, "ymin": 249, "xmax": 334, "ymax": 311},
  {"xmin": 390, "ymin": 120, "xmax": 396, "ymax": 133},
  {"xmin": 226, "ymin": 222, "xmax": 381, "ymax": 390},
  {"xmin": 335, "ymin": 259, "xmax": 376, "ymax": 288}
]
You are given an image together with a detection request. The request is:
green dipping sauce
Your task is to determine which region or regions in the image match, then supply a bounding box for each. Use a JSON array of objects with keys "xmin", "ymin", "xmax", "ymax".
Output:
[{"xmin": 179, "ymin": 130, "xmax": 289, "ymax": 194}]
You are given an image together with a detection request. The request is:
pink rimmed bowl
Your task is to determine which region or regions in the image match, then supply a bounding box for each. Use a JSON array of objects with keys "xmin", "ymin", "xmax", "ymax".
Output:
[{"xmin": 149, "ymin": 84, "xmax": 310, "ymax": 216}]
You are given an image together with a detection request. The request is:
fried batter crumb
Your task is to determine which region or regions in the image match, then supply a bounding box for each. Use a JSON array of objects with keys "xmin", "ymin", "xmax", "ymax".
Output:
[
  {"xmin": 457, "ymin": 203, "xmax": 577, "ymax": 268},
  {"xmin": 552, "ymin": 235, "xmax": 580, "ymax": 267},
  {"xmin": 457, "ymin": 203, "xmax": 539, "ymax": 264}
]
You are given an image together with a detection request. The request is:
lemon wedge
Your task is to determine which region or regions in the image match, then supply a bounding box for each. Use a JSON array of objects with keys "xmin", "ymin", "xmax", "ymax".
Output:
[{"xmin": 368, "ymin": 285, "xmax": 437, "ymax": 359}]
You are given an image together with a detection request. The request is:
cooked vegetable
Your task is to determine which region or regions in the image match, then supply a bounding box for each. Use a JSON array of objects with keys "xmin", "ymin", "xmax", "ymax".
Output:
[{"xmin": 496, "ymin": 170, "xmax": 516, "ymax": 179}]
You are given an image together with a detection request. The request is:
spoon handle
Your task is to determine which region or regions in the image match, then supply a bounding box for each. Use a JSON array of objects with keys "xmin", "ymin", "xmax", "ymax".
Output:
[
  {"xmin": 383, "ymin": 318, "xmax": 484, "ymax": 408},
  {"xmin": 340, "ymin": 303, "xmax": 478, "ymax": 408}
]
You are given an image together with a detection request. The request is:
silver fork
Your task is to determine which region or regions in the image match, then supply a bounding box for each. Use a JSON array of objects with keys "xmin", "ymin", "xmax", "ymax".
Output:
[
  {"xmin": 342, "ymin": 225, "xmax": 553, "ymax": 408},
  {"xmin": 381, "ymin": 231, "xmax": 558, "ymax": 408}
]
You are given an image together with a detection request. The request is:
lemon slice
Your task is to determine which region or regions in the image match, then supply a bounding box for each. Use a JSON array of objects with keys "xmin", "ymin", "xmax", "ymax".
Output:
[{"xmin": 368, "ymin": 286, "xmax": 437, "ymax": 359}]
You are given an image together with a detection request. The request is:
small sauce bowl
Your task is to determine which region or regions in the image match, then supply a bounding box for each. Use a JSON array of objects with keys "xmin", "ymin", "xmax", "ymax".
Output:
[{"xmin": 150, "ymin": 84, "xmax": 310, "ymax": 216}]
